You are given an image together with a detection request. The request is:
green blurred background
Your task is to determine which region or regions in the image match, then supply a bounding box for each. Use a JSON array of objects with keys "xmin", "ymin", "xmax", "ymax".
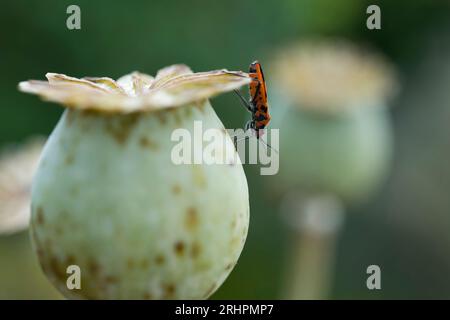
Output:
[{"xmin": 2, "ymin": 0, "xmax": 450, "ymax": 299}]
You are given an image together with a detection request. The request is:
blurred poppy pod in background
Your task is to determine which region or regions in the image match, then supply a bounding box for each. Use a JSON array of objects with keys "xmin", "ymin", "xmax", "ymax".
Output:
[
  {"xmin": 0, "ymin": 138, "xmax": 61, "ymax": 299},
  {"xmin": 267, "ymin": 39, "xmax": 398, "ymax": 299},
  {"xmin": 269, "ymin": 39, "xmax": 398, "ymax": 204}
]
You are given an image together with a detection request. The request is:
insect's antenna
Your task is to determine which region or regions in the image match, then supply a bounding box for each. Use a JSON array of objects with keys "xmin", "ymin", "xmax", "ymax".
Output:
[
  {"xmin": 232, "ymin": 134, "xmax": 250, "ymax": 145},
  {"xmin": 258, "ymin": 137, "xmax": 279, "ymax": 154},
  {"xmin": 233, "ymin": 90, "xmax": 253, "ymax": 113}
]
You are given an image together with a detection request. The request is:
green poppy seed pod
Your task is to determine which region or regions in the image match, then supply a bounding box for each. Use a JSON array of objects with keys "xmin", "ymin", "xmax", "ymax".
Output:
[
  {"xmin": 19, "ymin": 66, "xmax": 251, "ymax": 299},
  {"xmin": 269, "ymin": 40, "xmax": 398, "ymax": 204}
]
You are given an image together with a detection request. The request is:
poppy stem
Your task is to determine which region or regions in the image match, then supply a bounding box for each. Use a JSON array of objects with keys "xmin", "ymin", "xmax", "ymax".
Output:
[{"xmin": 281, "ymin": 192, "xmax": 345, "ymax": 299}]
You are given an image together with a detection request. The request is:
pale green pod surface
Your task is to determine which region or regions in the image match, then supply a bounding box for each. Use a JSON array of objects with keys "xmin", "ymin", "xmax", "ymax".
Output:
[
  {"xmin": 30, "ymin": 103, "xmax": 249, "ymax": 300},
  {"xmin": 270, "ymin": 92, "xmax": 393, "ymax": 204}
]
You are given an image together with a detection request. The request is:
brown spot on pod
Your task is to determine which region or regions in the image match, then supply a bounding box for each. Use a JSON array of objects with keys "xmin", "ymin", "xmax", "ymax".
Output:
[
  {"xmin": 174, "ymin": 241, "xmax": 185, "ymax": 256},
  {"xmin": 36, "ymin": 248, "xmax": 45, "ymax": 260},
  {"xmin": 139, "ymin": 136, "xmax": 158, "ymax": 150},
  {"xmin": 49, "ymin": 257, "xmax": 67, "ymax": 283},
  {"xmin": 36, "ymin": 207, "xmax": 45, "ymax": 225},
  {"xmin": 185, "ymin": 207, "xmax": 198, "ymax": 231},
  {"xmin": 79, "ymin": 109, "xmax": 99, "ymax": 118},
  {"xmin": 167, "ymin": 108, "xmax": 183, "ymax": 126},
  {"xmin": 195, "ymin": 101, "xmax": 206, "ymax": 113},
  {"xmin": 104, "ymin": 275, "xmax": 118, "ymax": 284},
  {"xmin": 143, "ymin": 292, "xmax": 153, "ymax": 300},
  {"xmin": 191, "ymin": 242, "xmax": 201, "ymax": 259},
  {"xmin": 66, "ymin": 255, "xmax": 76, "ymax": 265},
  {"xmin": 88, "ymin": 259, "xmax": 101, "ymax": 275},
  {"xmin": 163, "ymin": 283, "xmax": 176, "ymax": 298},
  {"xmin": 104, "ymin": 113, "xmax": 140, "ymax": 144},
  {"xmin": 155, "ymin": 255, "xmax": 165, "ymax": 265},
  {"xmin": 172, "ymin": 185, "xmax": 181, "ymax": 195}
]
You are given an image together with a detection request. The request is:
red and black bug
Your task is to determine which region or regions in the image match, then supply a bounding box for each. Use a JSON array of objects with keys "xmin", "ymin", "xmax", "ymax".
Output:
[{"xmin": 234, "ymin": 61, "xmax": 276, "ymax": 152}]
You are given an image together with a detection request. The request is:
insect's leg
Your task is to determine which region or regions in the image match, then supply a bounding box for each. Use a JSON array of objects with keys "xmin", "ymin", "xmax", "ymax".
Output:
[
  {"xmin": 245, "ymin": 120, "xmax": 253, "ymax": 131},
  {"xmin": 232, "ymin": 120, "xmax": 253, "ymax": 149},
  {"xmin": 234, "ymin": 90, "xmax": 254, "ymax": 113},
  {"xmin": 258, "ymin": 136, "xmax": 279, "ymax": 154},
  {"xmin": 234, "ymin": 135, "xmax": 249, "ymax": 144},
  {"xmin": 233, "ymin": 133, "xmax": 250, "ymax": 149}
]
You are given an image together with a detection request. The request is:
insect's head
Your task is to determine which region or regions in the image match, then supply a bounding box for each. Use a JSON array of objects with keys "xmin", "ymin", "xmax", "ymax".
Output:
[{"xmin": 249, "ymin": 61, "xmax": 260, "ymax": 73}]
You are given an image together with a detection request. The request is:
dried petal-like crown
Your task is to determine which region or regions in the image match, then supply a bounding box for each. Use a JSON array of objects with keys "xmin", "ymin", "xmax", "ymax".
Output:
[{"xmin": 19, "ymin": 65, "xmax": 250, "ymax": 113}]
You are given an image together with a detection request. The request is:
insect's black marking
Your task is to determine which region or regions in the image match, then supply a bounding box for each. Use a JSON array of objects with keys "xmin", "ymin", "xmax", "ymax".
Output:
[
  {"xmin": 251, "ymin": 82, "xmax": 261, "ymax": 105},
  {"xmin": 256, "ymin": 114, "xmax": 266, "ymax": 121}
]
